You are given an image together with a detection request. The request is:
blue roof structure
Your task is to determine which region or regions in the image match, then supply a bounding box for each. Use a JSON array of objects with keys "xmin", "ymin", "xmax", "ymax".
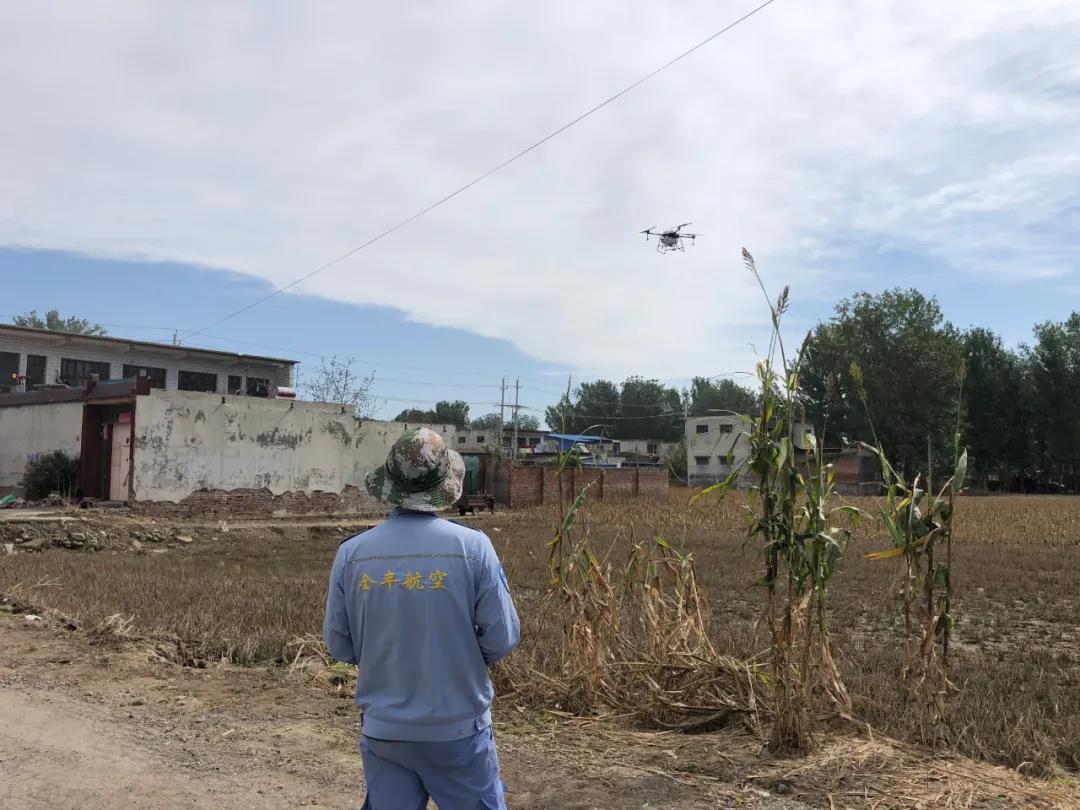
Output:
[{"xmin": 547, "ymin": 433, "xmax": 609, "ymax": 451}]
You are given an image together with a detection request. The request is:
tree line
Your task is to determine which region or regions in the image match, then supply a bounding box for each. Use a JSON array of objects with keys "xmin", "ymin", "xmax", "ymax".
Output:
[
  {"xmin": 392, "ymin": 401, "xmax": 540, "ymax": 432},
  {"xmin": 544, "ymin": 376, "xmax": 758, "ymax": 441},
  {"xmin": 800, "ymin": 288, "xmax": 1080, "ymax": 491}
]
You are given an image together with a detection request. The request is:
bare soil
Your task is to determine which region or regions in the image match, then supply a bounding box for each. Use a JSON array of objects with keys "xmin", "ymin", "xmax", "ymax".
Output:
[{"xmin": 0, "ymin": 610, "xmax": 806, "ymax": 810}]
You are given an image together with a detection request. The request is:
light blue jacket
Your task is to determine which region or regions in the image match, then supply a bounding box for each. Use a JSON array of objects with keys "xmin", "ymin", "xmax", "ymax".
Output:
[{"xmin": 323, "ymin": 509, "xmax": 520, "ymax": 742}]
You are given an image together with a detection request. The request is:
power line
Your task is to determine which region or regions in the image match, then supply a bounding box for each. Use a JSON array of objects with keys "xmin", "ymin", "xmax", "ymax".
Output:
[
  {"xmin": 372, "ymin": 393, "xmax": 506, "ymax": 407},
  {"xmin": 181, "ymin": 0, "xmax": 779, "ymax": 341}
]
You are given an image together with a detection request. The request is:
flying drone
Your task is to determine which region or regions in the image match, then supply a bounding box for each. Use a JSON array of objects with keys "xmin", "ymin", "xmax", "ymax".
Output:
[{"xmin": 640, "ymin": 223, "xmax": 700, "ymax": 253}]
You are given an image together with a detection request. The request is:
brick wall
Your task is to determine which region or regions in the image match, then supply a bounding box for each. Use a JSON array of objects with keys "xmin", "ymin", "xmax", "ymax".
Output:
[
  {"xmin": 499, "ymin": 465, "xmax": 668, "ymax": 508},
  {"xmin": 130, "ymin": 484, "xmax": 387, "ymax": 519}
]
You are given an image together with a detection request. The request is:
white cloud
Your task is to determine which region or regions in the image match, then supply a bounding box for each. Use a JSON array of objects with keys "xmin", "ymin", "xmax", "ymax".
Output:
[{"xmin": 1, "ymin": 1, "xmax": 1078, "ymax": 378}]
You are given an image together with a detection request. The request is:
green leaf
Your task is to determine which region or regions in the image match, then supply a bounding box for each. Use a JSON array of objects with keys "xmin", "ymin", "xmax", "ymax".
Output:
[{"xmin": 952, "ymin": 449, "xmax": 968, "ymax": 494}]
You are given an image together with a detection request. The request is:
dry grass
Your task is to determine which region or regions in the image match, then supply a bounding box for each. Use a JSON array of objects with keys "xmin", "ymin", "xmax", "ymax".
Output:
[{"xmin": 2, "ymin": 493, "xmax": 1079, "ymax": 779}]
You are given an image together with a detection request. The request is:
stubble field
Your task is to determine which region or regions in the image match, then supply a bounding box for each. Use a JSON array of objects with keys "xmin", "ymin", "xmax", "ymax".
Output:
[{"xmin": 2, "ymin": 492, "xmax": 1078, "ymax": 788}]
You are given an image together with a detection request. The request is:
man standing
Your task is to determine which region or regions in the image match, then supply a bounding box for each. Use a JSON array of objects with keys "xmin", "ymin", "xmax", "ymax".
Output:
[{"xmin": 324, "ymin": 428, "xmax": 520, "ymax": 809}]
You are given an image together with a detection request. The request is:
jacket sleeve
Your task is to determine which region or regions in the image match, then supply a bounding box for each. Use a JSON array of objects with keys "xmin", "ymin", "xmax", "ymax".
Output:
[
  {"xmin": 473, "ymin": 535, "xmax": 521, "ymax": 666},
  {"xmin": 322, "ymin": 544, "xmax": 358, "ymax": 664}
]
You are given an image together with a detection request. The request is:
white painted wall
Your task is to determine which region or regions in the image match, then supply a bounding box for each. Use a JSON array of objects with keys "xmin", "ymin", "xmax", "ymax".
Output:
[
  {"xmin": 0, "ymin": 401, "xmax": 83, "ymax": 488},
  {"xmin": 686, "ymin": 414, "xmax": 752, "ymax": 487},
  {"xmin": 615, "ymin": 438, "xmax": 678, "ymax": 457},
  {"xmin": 131, "ymin": 389, "xmax": 458, "ymax": 502}
]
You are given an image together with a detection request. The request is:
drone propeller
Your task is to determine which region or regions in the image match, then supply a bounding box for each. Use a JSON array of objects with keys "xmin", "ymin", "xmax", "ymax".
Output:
[
  {"xmin": 640, "ymin": 226, "xmax": 656, "ymax": 234},
  {"xmin": 676, "ymin": 222, "xmax": 692, "ymax": 229}
]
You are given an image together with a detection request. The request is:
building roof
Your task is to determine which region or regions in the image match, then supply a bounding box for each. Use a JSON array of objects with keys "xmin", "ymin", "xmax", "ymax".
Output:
[
  {"xmin": 547, "ymin": 433, "xmax": 609, "ymax": 444},
  {"xmin": 0, "ymin": 323, "xmax": 297, "ymax": 366}
]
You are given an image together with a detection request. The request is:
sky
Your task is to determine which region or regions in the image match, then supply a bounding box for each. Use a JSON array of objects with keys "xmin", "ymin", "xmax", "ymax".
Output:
[{"xmin": 2, "ymin": 1, "xmax": 1078, "ymax": 422}]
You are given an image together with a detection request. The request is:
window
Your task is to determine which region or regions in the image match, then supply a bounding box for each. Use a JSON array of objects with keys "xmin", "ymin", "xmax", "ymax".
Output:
[
  {"xmin": 719, "ymin": 423, "xmax": 733, "ymax": 434},
  {"xmin": 695, "ymin": 424, "xmax": 709, "ymax": 434},
  {"xmin": 457, "ymin": 435, "xmax": 466, "ymax": 444},
  {"xmin": 61, "ymin": 358, "xmax": 111, "ymax": 386},
  {"xmin": 612, "ymin": 442, "xmax": 621, "ymax": 453},
  {"xmin": 178, "ymin": 370, "xmax": 218, "ymax": 393},
  {"xmin": 246, "ymin": 376, "xmax": 270, "ymax": 397},
  {"xmin": 694, "ymin": 456, "xmax": 709, "ymax": 466},
  {"xmin": 475, "ymin": 435, "xmax": 485, "ymax": 444},
  {"xmin": 25, "ymin": 354, "xmax": 46, "ymax": 388},
  {"xmin": 123, "ymin": 364, "xmax": 167, "ymax": 389},
  {"xmin": 647, "ymin": 442, "xmax": 658, "ymax": 455},
  {"xmin": 517, "ymin": 437, "xmax": 528, "ymax": 448},
  {"xmin": 0, "ymin": 351, "xmax": 18, "ymax": 392},
  {"xmin": 228, "ymin": 375, "xmax": 243, "ymax": 395},
  {"xmin": 528, "ymin": 437, "xmax": 540, "ymax": 447}
]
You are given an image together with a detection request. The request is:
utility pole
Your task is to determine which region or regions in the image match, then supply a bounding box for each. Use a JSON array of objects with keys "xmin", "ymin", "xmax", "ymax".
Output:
[
  {"xmin": 512, "ymin": 377, "xmax": 520, "ymax": 461},
  {"xmin": 498, "ymin": 377, "xmax": 506, "ymax": 456}
]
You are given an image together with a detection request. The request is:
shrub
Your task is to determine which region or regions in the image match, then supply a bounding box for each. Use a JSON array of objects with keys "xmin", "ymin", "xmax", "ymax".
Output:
[{"xmin": 21, "ymin": 451, "xmax": 80, "ymax": 500}]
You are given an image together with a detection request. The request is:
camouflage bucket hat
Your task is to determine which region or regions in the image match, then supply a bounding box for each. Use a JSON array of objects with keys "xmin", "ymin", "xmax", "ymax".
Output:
[{"xmin": 365, "ymin": 428, "xmax": 464, "ymax": 513}]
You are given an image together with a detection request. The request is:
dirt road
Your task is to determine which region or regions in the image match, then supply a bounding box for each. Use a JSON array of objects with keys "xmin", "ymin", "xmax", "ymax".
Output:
[{"xmin": 0, "ymin": 611, "xmax": 801, "ymax": 809}]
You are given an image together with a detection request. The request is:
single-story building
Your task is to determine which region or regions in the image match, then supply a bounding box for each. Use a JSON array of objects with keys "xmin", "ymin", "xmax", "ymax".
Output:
[{"xmin": 0, "ymin": 323, "xmax": 296, "ymax": 396}]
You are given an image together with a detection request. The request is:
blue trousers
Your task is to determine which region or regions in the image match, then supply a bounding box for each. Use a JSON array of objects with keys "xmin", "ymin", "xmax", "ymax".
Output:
[{"xmin": 360, "ymin": 727, "xmax": 506, "ymax": 810}]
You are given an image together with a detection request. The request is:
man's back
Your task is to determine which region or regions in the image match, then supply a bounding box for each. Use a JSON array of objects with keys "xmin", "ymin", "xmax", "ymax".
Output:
[{"xmin": 323, "ymin": 509, "xmax": 519, "ymax": 742}]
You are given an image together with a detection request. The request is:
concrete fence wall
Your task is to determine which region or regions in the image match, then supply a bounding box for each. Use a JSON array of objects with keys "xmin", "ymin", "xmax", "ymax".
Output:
[
  {"xmin": 129, "ymin": 389, "xmax": 458, "ymax": 515},
  {"xmin": 0, "ymin": 400, "xmax": 84, "ymax": 490}
]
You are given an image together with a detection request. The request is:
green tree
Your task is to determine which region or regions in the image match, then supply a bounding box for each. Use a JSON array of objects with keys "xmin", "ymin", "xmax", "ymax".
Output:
[
  {"xmin": 470, "ymin": 412, "xmax": 502, "ymax": 430},
  {"xmin": 544, "ymin": 380, "xmax": 620, "ymax": 435},
  {"xmin": 688, "ymin": 376, "xmax": 758, "ymax": 417},
  {"xmin": 434, "ymin": 400, "xmax": 470, "ymax": 428},
  {"xmin": 393, "ymin": 400, "xmax": 470, "ymax": 428},
  {"xmin": 617, "ymin": 376, "xmax": 683, "ymax": 440},
  {"xmin": 962, "ymin": 328, "xmax": 1031, "ymax": 487},
  {"xmin": 13, "ymin": 309, "xmax": 107, "ymax": 336},
  {"xmin": 1026, "ymin": 313, "xmax": 1080, "ymax": 488},
  {"xmin": 515, "ymin": 414, "xmax": 541, "ymax": 431},
  {"xmin": 544, "ymin": 393, "xmax": 575, "ymax": 432},
  {"xmin": 801, "ymin": 289, "xmax": 964, "ymax": 477}
]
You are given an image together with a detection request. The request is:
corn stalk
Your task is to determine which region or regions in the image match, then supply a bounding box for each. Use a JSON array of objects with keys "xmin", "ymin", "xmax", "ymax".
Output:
[
  {"xmin": 694, "ymin": 249, "xmax": 860, "ymax": 753},
  {"xmin": 854, "ymin": 362, "xmax": 967, "ymax": 743}
]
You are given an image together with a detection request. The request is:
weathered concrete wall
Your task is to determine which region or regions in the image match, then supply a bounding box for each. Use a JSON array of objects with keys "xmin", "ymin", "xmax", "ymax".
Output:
[
  {"xmin": 131, "ymin": 389, "xmax": 457, "ymax": 506},
  {"xmin": 0, "ymin": 401, "xmax": 84, "ymax": 489}
]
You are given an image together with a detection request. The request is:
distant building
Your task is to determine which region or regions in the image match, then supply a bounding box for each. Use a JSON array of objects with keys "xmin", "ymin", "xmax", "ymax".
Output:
[
  {"xmin": 454, "ymin": 425, "xmax": 548, "ymax": 454},
  {"xmin": 613, "ymin": 438, "xmax": 678, "ymax": 462},
  {"xmin": 686, "ymin": 414, "xmax": 753, "ymax": 487},
  {"xmin": 0, "ymin": 324, "xmax": 296, "ymax": 396}
]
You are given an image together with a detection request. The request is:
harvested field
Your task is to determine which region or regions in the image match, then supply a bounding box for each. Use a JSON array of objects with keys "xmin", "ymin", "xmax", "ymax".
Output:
[{"xmin": 2, "ymin": 492, "xmax": 1080, "ymax": 807}]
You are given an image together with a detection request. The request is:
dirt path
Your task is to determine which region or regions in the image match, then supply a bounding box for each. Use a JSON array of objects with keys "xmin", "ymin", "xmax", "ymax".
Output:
[
  {"xmin": 0, "ymin": 681, "xmax": 349, "ymax": 808},
  {"xmin": 0, "ymin": 612, "xmax": 799, "ymax": 809}
]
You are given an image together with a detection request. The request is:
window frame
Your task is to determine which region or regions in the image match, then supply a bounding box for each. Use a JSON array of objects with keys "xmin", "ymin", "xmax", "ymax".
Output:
[
  {"xmin": 25, "ymin": 354, "xmax": 47, "ymax": 388},
  {"xmin": 178, "ymin": 370, "xmax": 218, "ymax": 393},
  {"xmin": 60, "ymin": 357, "xmax": 111, "ymax": 386},
  {"xmin": 245, "ymin": 376, "xmax": 270, "ymax": 397},
  {"xmin": 122, "ymin": 364, "xmax": 167, "ymax": 390}
]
